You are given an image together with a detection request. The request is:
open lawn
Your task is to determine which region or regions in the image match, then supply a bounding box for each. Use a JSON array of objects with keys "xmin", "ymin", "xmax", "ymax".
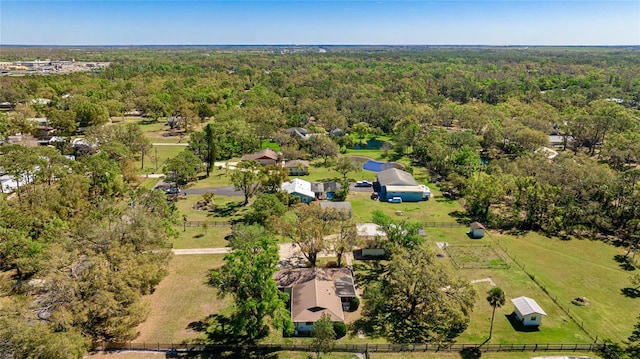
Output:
[
  {"xmin": 171, "ymin": 226, "xmax": 231, "ymax": 249},
  {"xmin": 136, "ymin": 145, "xmax": 186, "ymax": 174},
  {"xmin": 348, "ymin": 191, "xmax": 464, "ymax": 224},
  {"xmin": 133, "ymin": 159, "xmax": 635, "ymax": 348},
  {"xmin": 492, "ymin": 232, "xmax": 638, "ymax": 343},
  {"xmin": 134, "ymin": 254, "xmax": 227, "ymax": 344}
]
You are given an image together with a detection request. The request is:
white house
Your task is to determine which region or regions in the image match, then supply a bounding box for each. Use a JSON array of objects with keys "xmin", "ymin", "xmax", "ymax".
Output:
[
  {"xmin": 511, "ymin": 296, "xmax": 547, "ymax": 326},
  {"xmin": 281, "ymin": 178, "xmax": 315, "ymax": 204}
]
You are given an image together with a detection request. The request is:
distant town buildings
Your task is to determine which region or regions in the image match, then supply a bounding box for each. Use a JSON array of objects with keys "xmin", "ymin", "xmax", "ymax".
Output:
[{"xmin": 0, "ymin": 60, "xmax": 110, "ymax": 76}]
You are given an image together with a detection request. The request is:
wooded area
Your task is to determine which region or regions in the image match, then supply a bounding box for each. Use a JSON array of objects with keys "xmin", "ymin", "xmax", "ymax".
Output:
[{"xmin": 1, "ymin": 46, "xmax": 639, "ymax": 358}]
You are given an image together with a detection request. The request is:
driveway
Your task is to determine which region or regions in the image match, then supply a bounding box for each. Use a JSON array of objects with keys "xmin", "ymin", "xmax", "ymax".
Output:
[
  {"xmin": 174, "ymin": 242, "xmax": 354, "ymax": 267},
  {"xmin": 181, "ymin": 186, "xmax": 243, "ymax": 196}
]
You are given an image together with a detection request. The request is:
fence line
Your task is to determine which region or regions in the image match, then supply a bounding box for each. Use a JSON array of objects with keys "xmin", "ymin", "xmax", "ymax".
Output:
[
  {"xmin": 493, "ymin": 239, "xmax": 598, "ymax": 343},
  {"xmin": 180, "ymin": 220, "xmax": 463, "ymax": 229},
  {"xmin": 183, "ymin": 220, "xmax": 232, "ymax": 228},
  {"xmin": 420, "ymin": 222, "xmax": 467, "ymax": 228},
  {"xmin": 91, "ymin": 341, "xmax": 605, "ymax": 354}
]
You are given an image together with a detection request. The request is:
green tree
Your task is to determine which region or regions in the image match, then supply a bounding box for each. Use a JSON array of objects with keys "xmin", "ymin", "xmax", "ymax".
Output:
[
  {"xmin": 230, "ymin": 160, "xmax": 262, "ymax": 206},
  {"xmin": 276, "ymin": 203, "xmax": 335, "ymax": 267},
  {"xmin": 163, "ymin": 150, "xmax": 202, "ymax": 185},
  {"xmin": 372, "ymin": 210, "xmax": 424, "ymax": 250},
  {"xmin": 486, "ymin": 287, "xmax": 506, "ymax": 339},
  {"xmin": 308, "ymin": 135, "xmax": 339, "ymax": 164},
  {"xmin": 245, "ymin": 193, "xmax": 287, "ymax": 226},
  {"xmin": 463, "ymin": 172, "xmax": 510, "ymax": 222},
  {"xmin": 334, "ymin": 156, "xmax": 360, "ymax": 180},
  {"xmin": 210, "ymin": 227, "xmax": 292, "ymax": 342},
  {"xmin": 73, "ymin": 101, "xmax": 109, "ymax": 128},
  {"xmin": 0, "ymin": 112, "xmax": 10, "ymax": 141},
  {"xmin": 259, "ymin": 164, "xmax": 289, "ymax": 194},
  {"xmin": 46, "ymin": 108, "xmax": 78, "ymax": 135},
  {"xmin": 333, "ymin": 215, "xmax": 357, "ymax": 268},
  {"xmin": 311, "ymin": 313, "xmax": 336, "ymax": 359},
  {"xmin": 363, "ymin": 245, "xmax": 476, "ymax": 343},
  {"xmin": 352, "ymin": 122, "xmax": 371, "ymax": 145},
  {"xmin": 0, "ymin": 145, "xmax": 44, "ymax": 202}
]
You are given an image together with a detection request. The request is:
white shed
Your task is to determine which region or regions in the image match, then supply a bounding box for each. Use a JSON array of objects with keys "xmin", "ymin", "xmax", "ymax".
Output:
[{"xmin": 511, "ymin": 296, "xmax": 547, "ymax": 326}]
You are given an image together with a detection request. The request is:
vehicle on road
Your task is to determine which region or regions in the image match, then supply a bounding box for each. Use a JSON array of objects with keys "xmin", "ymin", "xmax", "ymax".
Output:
[{"xmin": 356, "ymin": 180, "xmax": 373, "ymax": 187}]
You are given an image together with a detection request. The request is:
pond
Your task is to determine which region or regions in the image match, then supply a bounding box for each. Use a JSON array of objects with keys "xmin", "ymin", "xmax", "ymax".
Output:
[{"xmin": 353, "ymin": 139, "xmax": 389, "ymax": 150}]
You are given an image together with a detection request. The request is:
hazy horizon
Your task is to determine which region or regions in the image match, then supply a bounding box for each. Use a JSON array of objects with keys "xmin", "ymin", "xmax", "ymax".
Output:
[{"xmin": 1, "ymin": 1, "xmax": 639, "ymax": 46}]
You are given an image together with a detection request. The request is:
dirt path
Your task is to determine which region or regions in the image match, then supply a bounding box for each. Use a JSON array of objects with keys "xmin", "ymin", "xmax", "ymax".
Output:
[
  {"xmin": 172, "ymin": 248, "xmax": 231, "ymax": 255},
  {"xmin": 470, "ymin": 277, "xmax": 497, "ymax": 286},
  {"xmin": 152, "ymin": 143, "xmax": 189, "ymax": 146}
]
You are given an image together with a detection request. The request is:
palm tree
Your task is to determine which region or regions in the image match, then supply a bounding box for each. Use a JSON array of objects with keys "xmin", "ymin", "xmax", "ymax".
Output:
[{"xmin": 486, "ymin": 287, "xmax": 506, "ymax": 339}]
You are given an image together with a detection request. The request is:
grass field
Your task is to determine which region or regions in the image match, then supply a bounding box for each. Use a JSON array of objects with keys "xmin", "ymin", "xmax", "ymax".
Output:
[
  {"xmin": 171, "ymin": 226, "xmax": 231, "ymax": 249},
  {"xmin": 132, "ymin": 142, "xmax": 636, "ymax": 348},
  {"xmin": 134, "ymin": 254, "xmax": 227, "ymax": 344},
  {"xmin": 492, "ymin": 232, "xmax": 638, "ymax": 343}
]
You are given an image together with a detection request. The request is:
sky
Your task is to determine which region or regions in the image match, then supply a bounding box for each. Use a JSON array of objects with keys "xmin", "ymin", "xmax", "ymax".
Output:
[{"xmin": 1, "ymin": 1, "xmax": 639, "ymax": 46}]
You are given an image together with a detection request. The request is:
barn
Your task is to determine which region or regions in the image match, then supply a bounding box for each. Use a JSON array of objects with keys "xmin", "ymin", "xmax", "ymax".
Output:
[{"xmin": 374, "ymin": 168, "xmax": 425, "ymax": 202}]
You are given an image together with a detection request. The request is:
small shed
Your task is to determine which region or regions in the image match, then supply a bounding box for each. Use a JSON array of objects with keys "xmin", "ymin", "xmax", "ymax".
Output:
[
  {"xmin": 469, "ymin": 222, "xmax": 486, "ymax": 238},
  {"xmin": 511, "ymin": 296, "xmax": 547, "ymax": 326}
]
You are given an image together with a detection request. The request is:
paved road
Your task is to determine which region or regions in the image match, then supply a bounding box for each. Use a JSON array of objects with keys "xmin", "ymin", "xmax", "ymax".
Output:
[{"xmin": 182, "ymin": 186, "xmax": 243, "ymax": 196}]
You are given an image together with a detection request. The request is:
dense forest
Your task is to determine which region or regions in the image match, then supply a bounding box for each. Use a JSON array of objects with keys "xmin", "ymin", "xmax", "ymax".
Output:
[{"xmin": 1, "ymin": 46, "xmax": 640, "ymax": 356}]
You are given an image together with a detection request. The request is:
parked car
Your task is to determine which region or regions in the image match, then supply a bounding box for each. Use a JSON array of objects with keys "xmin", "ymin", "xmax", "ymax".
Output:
[
  {"xmin": 356, "ymin": 180, "xmax": 373, "ymax": 187},
  {"xmin": 165, "ymin": 187, "xmax": 181, "ymax": 195},
  {"xmin": 388, "ymin": 196, "xmax": 402, "ymax": 203}
]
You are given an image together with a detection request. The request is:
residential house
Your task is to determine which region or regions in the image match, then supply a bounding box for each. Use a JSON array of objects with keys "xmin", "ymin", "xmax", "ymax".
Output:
[
  {"xmin": 311, "ymin": 181, "xmax": 341, "ymax": 200},
  {"xmin": 374, "ymin": 168, "xmax": 426, "ymax": 202},
  {"xmin": 284, "ymin": 159, "xmax": 309, "ymax": 176},
  {"xmin": 241, "ymin": 148, "xmax": 279, "ymax": 166},
  {"xmin": 273, "ymin": 268, "xmax": 356, "ymax": 335},
  {"xmin": 281, "ymin": 178, "xmax": 315, "ymax": 204},
  {"xmin": 511, "ymin": 296, "xmax": 547, "ymax": 326},
  {"xmin": 285, "ymin": 127, "xmax": 310, "ymax": 140}
]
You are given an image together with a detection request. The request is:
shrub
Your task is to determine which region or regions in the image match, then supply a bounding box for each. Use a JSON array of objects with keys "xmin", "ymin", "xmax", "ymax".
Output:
[
  {"xmin": 349, "ymin": 297, "xmax": 360, "ymax": 311},
  {"xmin": 333, "ymin": 321, "xmax": 347, "ymax": 339},
  {"xmin": 325, "ymin": 261, "xmax": 338, "ymax": 268}
]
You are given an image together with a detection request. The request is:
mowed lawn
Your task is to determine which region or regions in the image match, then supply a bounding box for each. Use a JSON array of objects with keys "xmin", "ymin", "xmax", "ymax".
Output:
[
  {"xmin": 493, "ymin": 232, "xmax": 638, "ymax": 343},
  {"xmin": 134, "ymin": 254, "xmax": 228, "ymax": 344}
]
